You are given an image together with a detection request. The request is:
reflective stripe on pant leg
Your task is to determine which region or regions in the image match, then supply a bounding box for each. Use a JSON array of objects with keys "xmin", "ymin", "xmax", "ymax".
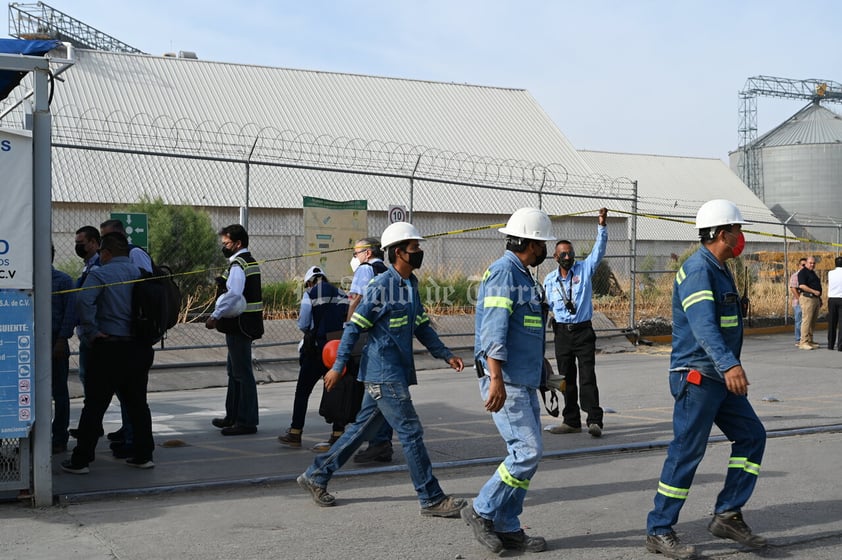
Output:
[
  {"xmin": 647, "ymin": 373, "xmax": 722, "ymax": 534},
  {"xmin": 728, "ymin": 456, "xmax": 761, "ymax": 476},
  {"xmin": 657, "ymin": 481, "xmax": 689, "ymax": 500},
  {"xmin": 497, "ymin": 462, "xmax": 529, "ymax": 490},
  {"xmin": 713, "ymin": 391, "xmax": 765, "ymax": 513}
]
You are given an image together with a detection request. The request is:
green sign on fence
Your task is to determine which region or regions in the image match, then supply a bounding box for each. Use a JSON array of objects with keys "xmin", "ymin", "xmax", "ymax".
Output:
[{"xmin": 110, "ymin": 212, "xmax": 148, "ymax": 251}]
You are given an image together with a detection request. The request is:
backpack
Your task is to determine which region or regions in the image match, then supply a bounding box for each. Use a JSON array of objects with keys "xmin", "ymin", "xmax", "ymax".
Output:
[{"xmin": 132, "ymin": 264, "xmax": 181, "ymax": 345}]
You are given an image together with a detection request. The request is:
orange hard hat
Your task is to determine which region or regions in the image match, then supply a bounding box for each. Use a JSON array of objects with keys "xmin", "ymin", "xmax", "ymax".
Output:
[{"xmin": 321, "ymin": 339, "xmax": 346, "ymax": 374}]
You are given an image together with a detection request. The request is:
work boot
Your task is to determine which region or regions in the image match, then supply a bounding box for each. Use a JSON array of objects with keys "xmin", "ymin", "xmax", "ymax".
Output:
[
  {"xmin": 296, "ymin": 473, "xmax": 335, "ymax": 507},
  {"xmin": 277, "ymin": 428, "xmax": 302, "ymax": 448},
  {"xmin": 311, "ymin": 431, "xmax": 343, "ymax": 453},
  {"xmin": 107, "ymin": 427, "xmax": 126, "ymax": 442},
  {"xmin": 353, "ymin": 440, "xmax": 393, "ymax": 463},
  {"xmin": 211, "ymin": 417, "xmax": 234, "ymax": 429},
  {"xmin": 461, "ymin": 503, "xmax": 503, "ymax": 553},
  {"xmin": 645, "ymin": 531, "xmax": 696, "ymax": 559},
  {"xmin": 497, "ymin": 529, "xmax": 547, "ymax": 552},
  {"xmin": 421, "ymin": 495, "xmax": 467, "ymax": 518},
  {"xmin": 708, "ymin": 511, "xmax": 767, "ymax": 548}
]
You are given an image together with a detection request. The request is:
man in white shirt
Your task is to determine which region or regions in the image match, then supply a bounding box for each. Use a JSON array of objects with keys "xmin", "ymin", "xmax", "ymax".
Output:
[{"xmin": 826, "ymin": 256, "xmax": 842, "ymax": 350}]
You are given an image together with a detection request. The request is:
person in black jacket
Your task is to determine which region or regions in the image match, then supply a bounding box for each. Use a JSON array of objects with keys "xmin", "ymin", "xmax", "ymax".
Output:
[{"xmin": 278, "ymin": 266, "xmax": 349, "ymax": 450}]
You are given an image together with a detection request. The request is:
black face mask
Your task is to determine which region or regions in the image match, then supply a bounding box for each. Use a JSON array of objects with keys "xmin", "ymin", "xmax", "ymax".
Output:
[
  {"xmin": 75, "ymin": 243, "xmax": 89, "ymax": 259},
  {"xmin": 405, "ymin": 250, "xmax": 424, "ymax": 269},
  {"xmin": 532, "ymin": 243, "xmax": 547, "ymax": 267},
  {"xmin": 557, "ymin": 250, "xmax": 575, "ymax": 270},
  {"xmin": 221, "ymin": 246, "xmax": 236, "ymax": 258}
]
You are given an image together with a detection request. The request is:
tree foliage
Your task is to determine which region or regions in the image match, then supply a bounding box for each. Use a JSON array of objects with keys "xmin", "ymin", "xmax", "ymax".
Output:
[{"xmin": 125, "ymin": 197, "xmax": 224, "ymax": 295}]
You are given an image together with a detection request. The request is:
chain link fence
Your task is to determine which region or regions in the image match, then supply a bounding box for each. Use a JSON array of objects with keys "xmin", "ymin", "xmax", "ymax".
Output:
[{"xmin": 43, "ymin": 109, "xmax": 840, "ymax": 370}]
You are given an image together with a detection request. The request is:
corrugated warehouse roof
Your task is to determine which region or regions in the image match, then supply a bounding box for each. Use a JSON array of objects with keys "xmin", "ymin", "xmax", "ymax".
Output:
[
  {"xmin": 25, "ymin": 49, "xmax": 621, "ymax": 215},
  {"xmin": 748, "ymin": 102, "xmax": 842, "ymax": 148},
  {"xmin": 578, "ymin": 150, "xmax": 790, "ymax": 243}
]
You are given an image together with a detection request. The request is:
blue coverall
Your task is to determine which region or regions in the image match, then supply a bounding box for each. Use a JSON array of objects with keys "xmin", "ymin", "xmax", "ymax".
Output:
[
  {"xmin": 473, "ymin": 250, "xmax": 546, "ymax": 533},
  {"xmin": 647, "ymin": 245, "xmax": 766, "ymax": 535}
]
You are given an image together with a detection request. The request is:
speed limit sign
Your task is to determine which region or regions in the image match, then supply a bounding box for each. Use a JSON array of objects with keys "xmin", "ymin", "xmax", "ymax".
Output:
[{"xmin": 388, "ymin": 205, "xmax": 408, "ymax": 224}]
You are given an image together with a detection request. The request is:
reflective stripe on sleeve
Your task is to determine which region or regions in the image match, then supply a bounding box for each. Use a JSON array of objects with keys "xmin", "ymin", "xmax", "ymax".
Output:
[
  {"xmin": 484, "ymin": 296, "xmax": 513, "ymax": 312},
  {"xmin": 415, "ymin": 311, "xmax": 430, "ymax": 326},
  {"xmin": 681, "ymin": 290, "xmax": 714, "ymax": 311},
  {"xmin": 351, "ymin": 312, "xmax": 373, "ymax": 329}
]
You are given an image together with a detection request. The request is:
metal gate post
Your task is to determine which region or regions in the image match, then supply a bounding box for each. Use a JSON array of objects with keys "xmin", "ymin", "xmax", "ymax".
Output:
[{"xmin": 32, "ymin": 63, "xmax": 54, "ymax": 506}]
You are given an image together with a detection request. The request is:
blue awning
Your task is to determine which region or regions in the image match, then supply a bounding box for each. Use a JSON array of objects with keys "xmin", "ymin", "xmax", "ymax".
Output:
[{"xmin": 0, "ymin": 39, "xmax": 61, "ymax": 101}]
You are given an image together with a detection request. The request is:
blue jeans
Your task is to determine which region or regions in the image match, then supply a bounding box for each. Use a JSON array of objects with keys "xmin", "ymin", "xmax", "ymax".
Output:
[
  {"xmin": 306, "ymin": 381, "xmax": 446, "ymax": 508},
  {"xmin": 647, "ymin": 371, "xmax": 766, "ymax": 535},
  {"xmin": 349, "ymin": 355, "xmax": 394, "ymax": 446},
  {"xmin": 473, "ymin": 376, "xmax": 543, "ymax": 533},
  {"xmin": 794, "ymin": 304, "xmax": 802, "ymax": 342},
  {"xmin": 51, "ymin": 335, "xmax": 70, "ymax": 447},
  {"xmin": 225, "ymin": 332, "xmax": 259, "ymax": 427}
]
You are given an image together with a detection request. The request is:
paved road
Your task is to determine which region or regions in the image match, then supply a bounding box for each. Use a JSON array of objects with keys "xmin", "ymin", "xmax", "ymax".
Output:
[{"xmin": 1, "ymin": 331, "xmax": 841, "ymax": 559}]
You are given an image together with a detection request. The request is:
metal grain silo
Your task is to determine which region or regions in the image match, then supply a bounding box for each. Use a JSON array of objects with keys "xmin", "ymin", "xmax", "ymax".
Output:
[{"xmin": 730, "ymin": 102, "xmax": 842, "ymax": 243}]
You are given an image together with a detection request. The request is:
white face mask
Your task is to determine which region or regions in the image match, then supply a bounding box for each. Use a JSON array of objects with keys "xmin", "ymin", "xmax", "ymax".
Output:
[{"xmin": 350, "ymin": 256, "xmax": 361, "ymax": 272}]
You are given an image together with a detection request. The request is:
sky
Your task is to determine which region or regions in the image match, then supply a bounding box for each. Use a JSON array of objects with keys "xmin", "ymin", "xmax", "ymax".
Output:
[{"xmin": 12, "ymin": 0, "xmax": 842, "ymax": 161}]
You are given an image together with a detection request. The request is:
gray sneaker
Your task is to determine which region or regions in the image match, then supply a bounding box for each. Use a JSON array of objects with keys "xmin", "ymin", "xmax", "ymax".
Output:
[
  {"xmin": 296, "ymin": 473, "xmax": 335, "ymax": 507},
  {"xmin": 420, "ymin": 495, "xmax": 467, "ymax": 517},
  {"xmin": 645, "ymin": 531, "xmax": 696, "ymax": 559},
  {"xmin": 461, "ymin": 503, "xmax": 503, "ymax": 553},
  {"xmin": 587, "ymin": 424, "xmax": 603, "ymax": 438},
  {"xmin": 708, "ymin": 511, "xmax": 767, "ymax": 548},
  {"xmin": 547, "ymin": 423, "xmax": 581, "ymax": 434}
]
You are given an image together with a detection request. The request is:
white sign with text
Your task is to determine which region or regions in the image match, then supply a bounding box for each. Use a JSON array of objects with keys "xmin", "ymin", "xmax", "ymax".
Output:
[{"xmin": 0, "ymin": 128, "xmax": 33, "ymax": 289}]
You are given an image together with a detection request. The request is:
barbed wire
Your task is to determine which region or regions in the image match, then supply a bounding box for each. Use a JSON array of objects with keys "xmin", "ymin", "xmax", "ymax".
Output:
[{"xmin": 48, "ymin": 106, "xmax": 638, "ymax": 199}]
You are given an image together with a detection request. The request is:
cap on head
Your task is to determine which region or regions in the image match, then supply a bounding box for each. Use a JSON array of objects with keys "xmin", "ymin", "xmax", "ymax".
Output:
[
  {"xmin": 695, "ymin": 199, "xmax": 750, "ymax": 230},
  {"xmin": 381, "ymin": 222, "xmax": 424, "ymax": 249},
  {"xmin": 304, "ymin": 266, "xmax": 325, "ymax": 284},
  {"xmin": 498, "ymin": 207, "xmax": 555, "ymax": 241}
]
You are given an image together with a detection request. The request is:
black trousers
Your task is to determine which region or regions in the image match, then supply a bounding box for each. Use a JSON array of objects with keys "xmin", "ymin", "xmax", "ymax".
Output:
[
  {"xmin": 71, "ymin": 339, "xmax": 154, "ymax": 465},
  {"xmin": 828, "ymin": 297, "xmax": 842, "ymax": 350},
  {"xmin": 553, "ymin": 324, "xmax": 603, "ymax": 428},
  {"xmin": 290, "ymin": 350, "xmax": 345, "ymax": 433}
]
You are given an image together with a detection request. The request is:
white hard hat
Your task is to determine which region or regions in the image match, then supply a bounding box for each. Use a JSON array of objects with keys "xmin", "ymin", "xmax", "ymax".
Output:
[
  {"xmin": 216, "ymin": 293, "xmax": 247, "ymax": 318},
  {"xmin": 498, "ymin": 207, "xmax": 555, "ymax": 241},
  {"xmin": 381, "ymin": 222, "xmax": 424, "ymax": 249},
  {"xmin": 304, "ymin": 265, "xmax": 325, "ymax": 284},
  {"xmin": 695, "ymin": 199, "xmax": 750, "ymax": 230}
]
